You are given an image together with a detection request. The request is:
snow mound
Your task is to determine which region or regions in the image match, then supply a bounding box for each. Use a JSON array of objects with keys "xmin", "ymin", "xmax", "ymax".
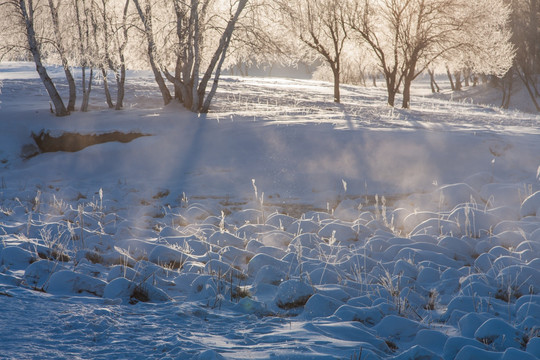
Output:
[
  {"xmin": 521, "ymin": 191, "xmax": 540, "ymax": 218},
  {"xmin": 45, "ymin": 270, "xmax": 107, "ymax": 297}
]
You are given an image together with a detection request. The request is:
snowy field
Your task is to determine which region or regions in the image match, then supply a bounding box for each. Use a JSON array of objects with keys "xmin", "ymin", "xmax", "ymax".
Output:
[{"xmin": 0, "ymin": 62, "xmax": 539, "ymax": 359}]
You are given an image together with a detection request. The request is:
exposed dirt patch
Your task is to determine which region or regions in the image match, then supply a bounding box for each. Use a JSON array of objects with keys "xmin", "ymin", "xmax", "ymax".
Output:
[{"xmin": 30, "ymin": 130, "xmax": 150, "ymax": 156}]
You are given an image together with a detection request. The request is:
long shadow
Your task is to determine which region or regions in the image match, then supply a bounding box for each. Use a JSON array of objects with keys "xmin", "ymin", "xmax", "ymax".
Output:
[
  {"xmin": 335, "ymin": 102, "xmax": 356, "ymax": 130},
  {"xmin": 173, "ymin": 115, "xmax": 208, "ymax": 191}
]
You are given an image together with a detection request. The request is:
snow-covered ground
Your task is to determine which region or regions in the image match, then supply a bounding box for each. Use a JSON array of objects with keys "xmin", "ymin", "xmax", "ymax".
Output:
[{"xmin": 0, "ymin": 62, "xmax": 539, "ymax": 359}]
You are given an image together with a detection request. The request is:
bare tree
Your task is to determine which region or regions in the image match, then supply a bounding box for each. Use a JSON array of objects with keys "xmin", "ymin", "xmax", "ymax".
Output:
[
  {"xmin": 0, "ymin": 2, "xmax": 25, "ymax": 60},
  {"xmin": 348, "ymin": 0, "xmax": 405, "ymax": 107},
  {"xmin": 89, "ymin": 0, "xmax": 131, "ymax": 110},
  {"xmin": 427, "ymin": 68, "xmax": 440, "ymax": 93},
  {"xmin": 89, "ymin": 0, "xmax": 113, "ymax": 108},
  {"xmin": 132, "ymin": 0, "xmax": 172, "ymax": 105},
  {"xmin": 1, "ymin": 0, "xmax": 69, "ymax": 116},
  {"xmin": 105, "ymin": 0, "xmax": 131, "ymax": 110},
  {"xmin": 111, "ymin": 0, "xmax": 131, "ymax": 110},
  {"xmin": 275, "ymin": 0, "xmax": 349, "ymax": 103},
  {"xmin": 349, "ymin": 0, "xmax": 513, "ymax": 109},
  {"xmin": 47, "ymin": 0, "xmax": 77, "ymax": 112},
  {"xmin": 162, "ymin": 0, "xmax": 249, "ymax": 113},
  {"xmin": 73, "ymin": 0, "xmax": 96, "ymax": 112},
  {"xmin": 222, "ymin": 1, "xmax": 291, "ymax": 80},
  {"xmin": 500, "ymin": 67, "xmax": 514, "ymax": 109}
]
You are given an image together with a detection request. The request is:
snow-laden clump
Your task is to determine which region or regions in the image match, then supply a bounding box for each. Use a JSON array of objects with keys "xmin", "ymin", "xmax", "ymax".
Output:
[
  {"xmin": 1, "ymin": 246, "xmax": 38, "ymax": 270},
  {"xmin": 274, "ymin": 279, "xmax": 314, "ymax": 309},
  {"xmin": 2, "ymin": 169, "xmax": 539, "ymax": 360},
  {"xmin": 103, "ymin": 277, "xmax": 170, "ymax": 304},
  {"xmin": 45, "ymin": 270, "xmax": 107, "ymax": 297},
  {"xmin": 23, "ymin": 259, "xmax": 65, "ymax": 288}
]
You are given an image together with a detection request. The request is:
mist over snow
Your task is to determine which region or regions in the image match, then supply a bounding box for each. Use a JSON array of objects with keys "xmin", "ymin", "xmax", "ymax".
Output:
[{"xmin": 0, "ymin": 62, "xmax": 539, "ymax": 360}]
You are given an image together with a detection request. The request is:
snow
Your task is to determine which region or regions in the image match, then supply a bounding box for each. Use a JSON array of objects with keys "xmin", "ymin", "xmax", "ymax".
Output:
[
  {"xmin": 0, "ymin": 62, "xmax": 539, "ymax": 359},
  {"xmin": 521, "ymin": 191, "xmax": 540, "ymax": 218}
]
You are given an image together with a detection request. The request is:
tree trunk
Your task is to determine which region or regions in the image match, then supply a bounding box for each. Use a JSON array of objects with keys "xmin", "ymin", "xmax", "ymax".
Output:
[
  {"xmin": 81, "ymin": 66, "xmax": 87, "ymax": 111},
  {"xmin": 81, "ymin": 68, "xmax": 93, "ymax": 112},
  {"xmin": 387, "ymin": 88, "xmax": 396, "ymax": 107},
  {"xmin": 35, "ymin": 59, "xmax": 68, "ymax": 116},
  {"xmin": 102, "ymin": 68, "xmax": 114, "ymax": 108},
  {"xmin": 114, "ymin": 0, "xmax": 130, "ymax": 110},
  {"xmin": 359, "ymin": 70, "xmax": 366, "ymax": 87},
  {"xmin": 428, "ymin": 69, "xmax": 440, "ymax": 93},
  {"xmin": 332, "ymin": 66, "xmax": 340, "ymax": 103},
  {"xmin": 174, "ymin": 56, "xmax": 183, "ymax": 102},
  {"xmin": 115, "ymin": 63, "xmax": 126, "ymax": 110},
  {"xmin": 132, "ymin": 0, "xmax": 171, "ymax": 106},
  {"xmin": 64, "ymin": 67, "xmax": 76, "ymax": 112},
  {"xmin": 201, "ymin": 46, "xmax": 228, "ymax": 113},
  {"xmin": 402, "ymin": 76, "xmax": 412, "ymax": 109},
  {"xmin": 383, "ymin": 70, "xmax": 399, "ymax": 107},
  {"xmin": 428, "ymin": 70, "xmax": 436, "ymax": 93},
  {"xmin": 196, "ymin": 0, "xmax": 247, "ymax": 112},
  {"xmin": 501, "ymin": 68, "xmax": 513, "ymax": 109},
  {"xmin": 446, "ymin": 66, "xmax": 455, "ymax": 91},
  {"xmin": 530, "ymin": 0, "xmax": 539, "ymax": 74},
  {"xmin": 94, "ymin": 1, "xmax": 113, "ymax": 109},
  {"xmin": 527, "ymin": 73, "xmax": 540, "ymax": 97},
  {"xmin": 463, "ymin": 68, "xmax": 470, "ymax": 87},
  {"xmin": 454, "ymin": 71, "xmax": 462, "ymax": 91},
  {"xmin": 517, "ymin": 68, "xmax": 540, "ymax": 111},
  {"xmin": 20, "ymin": 0, "xmax": 68, "ymax": 116},
  {"xmin": 147, "ymin": 41, "xmax": 172, "ymax": 106},
  {"xmin": 503, "ymin": 82, "xmax": 512, "ymax": 109},
  {"xmin": 190, "ymin": 0, "xmax": 202, "ymax": 112},
  {"xmin": 75, "ymin": 0, "xmax": 90, "ymax": 112},
  {"xmin": 47, "ymin": 0, "xmax": 75, "ymax": 113}
]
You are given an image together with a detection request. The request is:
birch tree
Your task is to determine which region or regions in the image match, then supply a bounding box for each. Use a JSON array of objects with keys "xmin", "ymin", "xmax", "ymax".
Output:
[
  {"xmin": 161, "ymin": 0, "xmax": 249, "ymax": 113},
  {"xmin": 132, "ymin": 0, "xmax": 172, "ymax": 105},
  {"xmin": 73, "ymin": 0, "xmax": 96, "ymax": 112},
  {"xmin": 90, "ymin": 0, "xmax": 131, "ymax": 109},
  {"xmin": 0, "ymin": 0, "xmax": 69, "ymax": 116},
  {"xmin": 46, "ymin": 0, "xmax": 77, "ymax": 112}
]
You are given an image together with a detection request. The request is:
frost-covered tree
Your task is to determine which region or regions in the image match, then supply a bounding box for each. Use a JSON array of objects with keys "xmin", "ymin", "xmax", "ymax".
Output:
[
  {"xmin": 46, "ymin": 0, "xmax": 77, "ymax": 112},
  {"xmin": 349, "ymin": 0, "xmax": 514, "ymax": 109},
  {"xmin": 222, "ymin": 1, "xmax": 291, "ymax": 77},
  {"xmin": 442, "ymin": 1, "xmax": 514, "ymax": 91},
  {"xmin": 132, "ymin": 0, "xmax": 249, "ymax": 113},
  {"xmin": 74, "ymin": 0, "xmax": 97, "ymax": 112},
  {"xmin": 90, "ymin": 0, "xmax": 131, "ymax": 110},
  {"xmin": 0, "ymin": 0, "xmax": 69, "ymax": 116},
  {"xmin": 131, "ymin": 0, "xmax": 172, "ymax": 106},
  {"xmin": 169, "ymin": 0, "xmax": 249, "ymax": 113},
  {"xmin": 275, "ymin": 0, "xmax": 349, "ymax": 103},
  {"xmin": 313, "ymin": 42, "xmax": 379, "ymax": 87}
]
